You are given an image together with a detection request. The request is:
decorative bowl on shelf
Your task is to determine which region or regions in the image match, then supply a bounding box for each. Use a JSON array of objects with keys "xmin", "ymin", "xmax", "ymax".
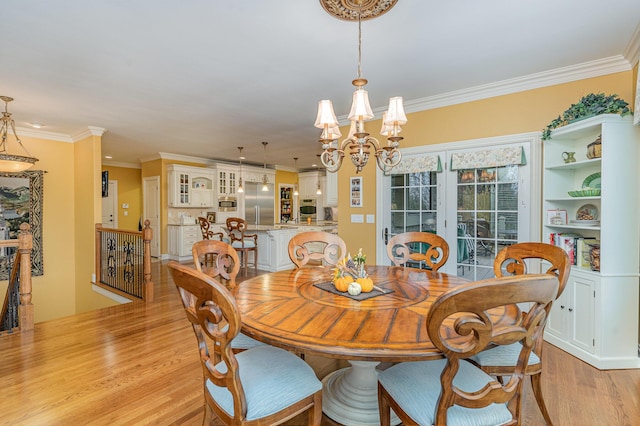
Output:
[{"xmin": 568, "ymin": 188, "xmax": 601, "ymax": 197}]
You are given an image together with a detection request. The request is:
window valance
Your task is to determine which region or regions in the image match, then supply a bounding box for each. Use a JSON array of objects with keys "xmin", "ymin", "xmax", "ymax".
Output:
[
  {"xmin": 392, "ymin": 155, "xmax": 442, "ymax": 174},
  {"xmin": 450, "ymin": 146, "xmax": 526, "ymax": 170}
]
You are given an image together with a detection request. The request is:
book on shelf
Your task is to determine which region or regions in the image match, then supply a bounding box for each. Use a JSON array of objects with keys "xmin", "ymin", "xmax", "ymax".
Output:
[
  {"xmin": 549, "ymin": 233, "xmax": 583, "ymax": 265},
  {"xmin": 577, "ymin": 238, "xmax": 599, "ymax": 269},
  {"xmin": 549, "ymin": 233, "xmax": 598, "ymax": 266}
]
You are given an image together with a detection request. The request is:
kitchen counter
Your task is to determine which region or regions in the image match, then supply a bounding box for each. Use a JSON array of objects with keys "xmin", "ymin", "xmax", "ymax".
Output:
[
  {"xmin": 247, "ymin": 222, "xmax": 338, "ymax": 232},
  {"xmin": 246, "ymin": 223, "xmax": 338, "ymax": 272}
]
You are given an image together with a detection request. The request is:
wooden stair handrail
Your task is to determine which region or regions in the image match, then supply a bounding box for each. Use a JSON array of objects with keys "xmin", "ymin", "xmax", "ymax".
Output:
[
  {"xmin": 18, "ymin": 223, "xmax": 34, "ymax": 332},
  {"xmin": 94, "ymin": 220, "xmax": 154, "ymax": 302},
  {"xmin": 0, "ymin": 223, "xmax": 33, "ymax": 333}
]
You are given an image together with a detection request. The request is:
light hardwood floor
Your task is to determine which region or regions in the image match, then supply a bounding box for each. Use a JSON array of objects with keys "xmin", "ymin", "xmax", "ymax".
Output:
[{"xmin": 1, "ymin": 260, "xmax": 639, "ymax": 425}]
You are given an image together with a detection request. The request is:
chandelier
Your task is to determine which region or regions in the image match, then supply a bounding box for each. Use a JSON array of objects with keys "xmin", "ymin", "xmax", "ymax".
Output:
[
  {"xmin": 0, "ymin": 96, "xmax": 39, "ymax": 172},
  {"xmin": 315, "ymin": 0, "xmax": 405, "ymax": 174}
]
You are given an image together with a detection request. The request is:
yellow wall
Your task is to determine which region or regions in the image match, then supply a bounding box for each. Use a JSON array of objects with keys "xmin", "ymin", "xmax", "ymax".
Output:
[
  {"xmin": 3, "ymin": 132, "xmax": 116, "ymax": 323},
  {"xmin": 336, "ymin": 71, "xmax": 636, "ymax": 260},
  {"xmin": 74, "ymin": 134, "xmax": 118, "ymax": 314},
  {"xmin": 102, "ymin": 165, "xmax": 142, "ymax": 231},
  {"xmin": 16, "ymin": 136, "xmax": 78, "ymax": 321},
  {"xmin": 275, "ymin": 170, "xmax": 298, "ymax": 187}
]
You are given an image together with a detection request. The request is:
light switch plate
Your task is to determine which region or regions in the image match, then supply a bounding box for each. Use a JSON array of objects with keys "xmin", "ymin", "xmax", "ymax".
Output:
[
  {"xmin": 351, "ymin": 214, "xmax": 364, "ymax": 223},
  {"xmin": 366, "ymin": 214, "xmax": 375, "ymax": 223}
]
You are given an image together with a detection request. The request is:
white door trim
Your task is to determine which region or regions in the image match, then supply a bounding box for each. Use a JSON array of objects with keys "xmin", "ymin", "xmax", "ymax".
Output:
[{"xmin": 143, "ymin": 176, "xmax": 161, "ymax": 258}]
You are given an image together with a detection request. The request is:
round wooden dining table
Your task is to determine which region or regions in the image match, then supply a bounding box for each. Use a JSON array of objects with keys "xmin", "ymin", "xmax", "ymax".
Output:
[{"xmin": 232, "ymin": 265, "xmax": 472, "ymax": 425}]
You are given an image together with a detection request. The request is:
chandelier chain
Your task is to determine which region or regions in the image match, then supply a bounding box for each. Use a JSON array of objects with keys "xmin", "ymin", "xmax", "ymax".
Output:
[{"xmin": 357, "ymin": 3, "xmax": 363, "ymax": 80}]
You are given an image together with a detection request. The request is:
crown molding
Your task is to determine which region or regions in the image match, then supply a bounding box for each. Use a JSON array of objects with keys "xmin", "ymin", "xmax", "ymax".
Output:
[
  {"xmin": 72, "ymin": 126, "xmax": 107, "ymax": 141},
  {"xmin": 623, "ymin": 22, "xmax": 640, "ymax": 67},
  {"xmin": 402, "ymin": 56, "xmax": 632, "ymax": 114},
  {"xmin": 155, "ymin": 152, "xmax": 216, "ymax": 166},
  {"xmin": 14, "ymin": 126, "xmax": 74, "ymax": 142},
  {"xmin": 102, "ymin": 160, "xmax": 141, "ymax": 169}
]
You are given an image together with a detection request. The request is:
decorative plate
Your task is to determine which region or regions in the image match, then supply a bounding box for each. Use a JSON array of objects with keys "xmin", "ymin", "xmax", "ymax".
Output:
[
  {"xmin": 568, "ymin": 189, "xmax": 601, "ymax": 197},
  {"xmin": 582, "ymin": 172, "xmax": 601, "ymax": 189},
  {"xmin": 576, "ymin": 204, "xmax": 599, "ymax": 221}
]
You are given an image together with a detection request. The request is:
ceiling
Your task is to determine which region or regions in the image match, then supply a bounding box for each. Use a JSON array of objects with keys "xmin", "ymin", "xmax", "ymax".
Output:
[{"xmin": 3, "ymin": 1, "xmax": 639, "ymax": 170}]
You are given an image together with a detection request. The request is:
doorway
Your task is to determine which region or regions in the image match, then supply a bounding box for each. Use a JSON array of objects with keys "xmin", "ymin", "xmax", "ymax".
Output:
[
  {"xmin": 143, "ymin": 176, "xmax": 161, "ymax": 258},
  {"xmin": 101, "ymin": 181, "xmax": 118, "ymax": 228}
]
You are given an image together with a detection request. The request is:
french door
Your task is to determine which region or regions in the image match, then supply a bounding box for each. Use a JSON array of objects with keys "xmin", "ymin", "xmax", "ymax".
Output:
[{"xmin": 377, "ymin": 136, "xmax": 538, "ymax": 277}]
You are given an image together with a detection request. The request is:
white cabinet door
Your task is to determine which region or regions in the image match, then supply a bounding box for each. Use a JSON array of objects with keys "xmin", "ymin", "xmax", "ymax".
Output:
[
  {"xmin": 298, "ymin": 172, "xmax": 319, "ymax": 198},
  {"xmin": 545, "ymin": 269, "xmax": 596, "ymax": 355},
  {"xmin": 167, "ymin": 170, "xmax": 191, "ymax": 207},
  {"xmin": 325, "ymin": 170, "xmax": 338, "ymax": 206},
  {"xmin": 568, "ymin": 272, "xmax": 596, "ymax": 353},
  {"xmin": 217, "ymin": 167, "xmax": 238, "ymax": 196}
]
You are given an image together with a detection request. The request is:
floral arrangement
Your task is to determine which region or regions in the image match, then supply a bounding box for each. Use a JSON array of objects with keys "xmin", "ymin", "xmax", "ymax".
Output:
[
  {"xmin": 332, "ymin": 248, "xmax": 374, "ymax": 294},
  {"xmin": 542, "ymin": 93, "xmax": 631, "ymax": 140}
]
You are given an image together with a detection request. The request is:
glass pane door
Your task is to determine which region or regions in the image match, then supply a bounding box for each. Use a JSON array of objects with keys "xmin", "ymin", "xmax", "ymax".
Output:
[
  {"xmin": 388, "ymin": 171, "xmax": 438, "ymax": 269},
  {"xmin": 455, "ymin": 165, "xmax": 520, "ymax": 280}
]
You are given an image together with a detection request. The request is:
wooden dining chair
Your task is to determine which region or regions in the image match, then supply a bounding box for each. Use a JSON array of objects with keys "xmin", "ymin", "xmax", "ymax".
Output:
[
  {"xmin": 225, "ymin": 217, "xmax": 258, "ymax": 274},
  {"xmin": 378, "ymin": 274, "xmax": 559, "ymax": 426},
  {"xmin": 288, "ymin": 231, "xmax": 347, "ymax": 268},
  {"xmin": 168, "ymin": 262, "xmax": 323, "ymax": 425},
  {"xmin": 197, "ymin": 217, "xmax": 225, "ymax": 266},
  {"xmin": 386, "ymin": 231, "xmax": 449, "ymax": 272},
  {"xmin": 467, "ymin": 242, "xmax": 571, "ymax": 425},
  {"xmin": 197, "ymin": 216, "xmax": 225, "ymax": 241},
  {"xmin": 191, "ymin": 240, "xmax": 265, "ymax": 352}
]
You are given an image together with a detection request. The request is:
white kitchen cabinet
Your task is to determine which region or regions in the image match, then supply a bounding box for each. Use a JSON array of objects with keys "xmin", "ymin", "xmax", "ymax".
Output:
[
  {"xmin": 545, "ymin": 269, "xmax": 596, "ymax": 354},
  {"xmin": 167, "ymin": 164, "xmax": 215, "ymax": 208},
  {"xmin": 215, "ymin": 164, "xmax": 237, "ymax": 196},
  {"xmin": 542, "ymin": 114, "xmax": 640, "ymax": 369},
  {"xmin": 298, "ymin": 172, "xmax": 321, "ymax": 198},
  {"xmin": 167, "ymin": 224, "xmax": 200, "ymax": 260},
  {"xmin": 253, "ymin": 228, "xmax": 297, "ymax": 271},
  {"xmin": 324, "ymin": 170, "xmax": 338, "ymax": 206}
]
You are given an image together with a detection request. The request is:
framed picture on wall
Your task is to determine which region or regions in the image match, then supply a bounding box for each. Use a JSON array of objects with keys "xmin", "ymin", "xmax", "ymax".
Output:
[
  {"xmin": 350, "ymin": 177, "xmax": 362, "ymax": 208},
  {"xmin": 101, "ymin": 171, "xmax": 109, "ymax": 197},
  {"xmin": 0, "ymin": 170, "xmax": 44, "ymax": 280}
]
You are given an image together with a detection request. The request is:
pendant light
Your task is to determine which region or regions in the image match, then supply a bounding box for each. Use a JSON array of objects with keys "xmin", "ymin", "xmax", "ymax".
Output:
[
  {"xmin": 237, "ymin": 147, "xmax": 244, "ymax": 193},
  {"xmin": 261, "ymin": 141, "xmax": 269, "ymax": 192},
  {"xmin": 293, "ymin": 157, "xmax": 299, "ymax": 196},
  {"xmin": 316, "ymin": 155, "xmax": 322, "ymax": 195},
  {"xmin": 0, "ymin": 96, "xmax": 39, "ymax": 172}
]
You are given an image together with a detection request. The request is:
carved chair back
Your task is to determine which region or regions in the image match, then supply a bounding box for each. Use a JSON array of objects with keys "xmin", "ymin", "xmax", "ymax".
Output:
[
  {"xmin": 386, "ymin": 231, "xmax": 449, "ymax": 272},
  {"xmin": 288, "ymin": 231, "xmax": 347, "ymax": 268}
]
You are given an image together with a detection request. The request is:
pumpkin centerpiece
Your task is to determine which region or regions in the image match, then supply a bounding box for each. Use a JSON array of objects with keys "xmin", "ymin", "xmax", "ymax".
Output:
[{"xmin": 332, "ymin": 248, "xmax": 374, "ymax": 293}]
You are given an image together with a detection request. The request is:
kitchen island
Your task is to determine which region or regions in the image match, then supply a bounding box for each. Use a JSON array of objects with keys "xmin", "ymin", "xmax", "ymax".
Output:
[{"xmin": 247, "ymin": 222, "xmax": 338, "ymax": 272}]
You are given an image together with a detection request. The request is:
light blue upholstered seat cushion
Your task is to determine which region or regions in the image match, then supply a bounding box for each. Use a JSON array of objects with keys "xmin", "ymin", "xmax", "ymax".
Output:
[
  {"xmin": 468, "ymin": 343, "xmax": 540, "ymax": 367},
  {"xmin": 378, "ymin": 359, "xmax": 513, "ymax": 426},
  {"xmin": 219, "ymin": 324, "xmax": 266, "ymax": 350},
  {"xmin": 232, "ymin": 332, "xmax": 266, "ymax": 350},
  {"xmin": 231, "ymin": 239, "xmax": 256, "ymax": 249},
  {"xmin": 206, "ymin": 345, "xmax": 321, "ymax": 421}
]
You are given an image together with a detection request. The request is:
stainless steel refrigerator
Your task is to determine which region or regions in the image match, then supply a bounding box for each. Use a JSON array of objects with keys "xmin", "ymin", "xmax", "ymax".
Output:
[{"xmin": 244, "ymin": 182, "xmax": 275, "ymax": 225}]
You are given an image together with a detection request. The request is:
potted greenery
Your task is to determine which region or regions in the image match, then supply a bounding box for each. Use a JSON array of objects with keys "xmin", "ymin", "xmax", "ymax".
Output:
[{"xmin": 542, "ymin": 93, "xmax": 631, "ymax": 140}]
